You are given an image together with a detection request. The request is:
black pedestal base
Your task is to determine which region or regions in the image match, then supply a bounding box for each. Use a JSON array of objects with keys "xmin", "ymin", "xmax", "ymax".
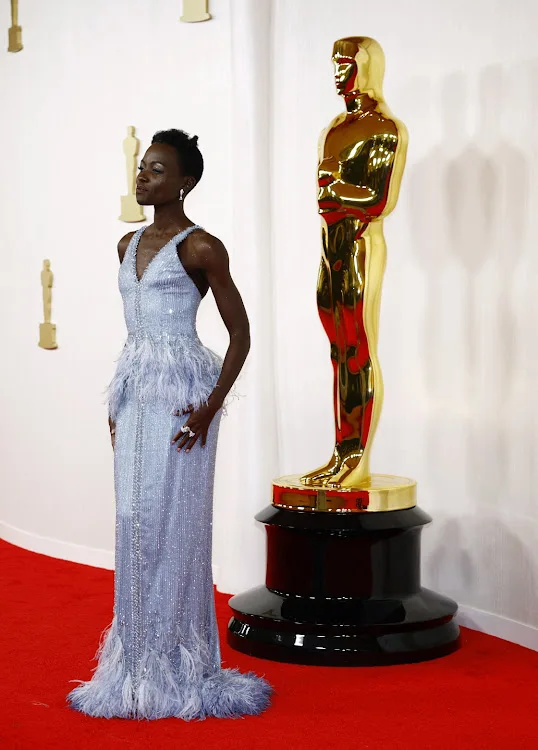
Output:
[
  {"xmin": 228, "ymin": 585, "xmax": 459, "ymax": 666},
  {"xmin": 227, "ymin": 506, "xmax": 460, "ymax": 666}
]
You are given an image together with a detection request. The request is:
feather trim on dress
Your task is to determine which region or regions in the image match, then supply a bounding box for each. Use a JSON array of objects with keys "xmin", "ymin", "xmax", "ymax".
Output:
[
  {"xmin": 104, "ymin": 333, "xmax": 229, "ymax": 422},
  {"xmin": 67, "ymin": 616, "xmax": 273, "ymax": 720}
]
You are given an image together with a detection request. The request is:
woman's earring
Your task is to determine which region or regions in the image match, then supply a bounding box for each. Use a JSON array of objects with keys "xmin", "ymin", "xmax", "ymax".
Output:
[{"xmin": 179, "ymin": 188, "xmax": 185, "ymax": 201}]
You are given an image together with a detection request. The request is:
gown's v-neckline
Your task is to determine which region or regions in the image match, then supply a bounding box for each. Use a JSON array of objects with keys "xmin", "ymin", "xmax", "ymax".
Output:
[{"xmin": 133, "ymin": 225, "xmax": 196, "ymax": 284}]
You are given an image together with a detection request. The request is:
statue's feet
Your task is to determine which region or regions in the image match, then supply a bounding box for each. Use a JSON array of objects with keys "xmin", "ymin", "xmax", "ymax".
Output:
[
  {"xmin": 301, "ymin": 454, "xmax": 368, "ymax": 489},
  {"xmin": 300, "ymin": 454, "xmax": 342, "ymax": 487},
  {"xmin": 322, "ymin": 461, "xmax": 368, "ymax": 489}
]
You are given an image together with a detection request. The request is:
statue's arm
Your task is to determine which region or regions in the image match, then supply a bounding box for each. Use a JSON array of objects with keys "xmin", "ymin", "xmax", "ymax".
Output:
[
  {"xmin": 326, "ymin": 134, "xmax": 399, "ymax": 217},
  {"xmin": 328, "ymin": 181, "xmax": 377, "ymax": 206},
  {"xmin": 317, "ymin": 115, "xmax": 346, "ymax": 187}
]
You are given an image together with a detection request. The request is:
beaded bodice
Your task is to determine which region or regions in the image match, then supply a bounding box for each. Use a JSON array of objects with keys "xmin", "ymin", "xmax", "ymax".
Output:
[
  {"xmin": 106, "ymin": 225, "xmax": 223, "ymax": 421},
  {"xmin": 120, "ymin": 225, "xmax": 203, "ymax": 341}
]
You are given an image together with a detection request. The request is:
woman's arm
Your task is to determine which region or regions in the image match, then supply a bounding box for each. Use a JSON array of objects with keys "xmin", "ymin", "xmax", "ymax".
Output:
[
  {"xmin": 172, "ymin": 233, "xmax": 250, "ymax": 453},
  {"xmin": 199, "ymin": 233, "xmax": 251, "ymax": 410},
  {"xmin": 118, "ymin": 231, "xmax": 135, "ymax": 263},
  {"xmin": 109, "ymin": 232, "xmax": 136, "ymax": 449}
]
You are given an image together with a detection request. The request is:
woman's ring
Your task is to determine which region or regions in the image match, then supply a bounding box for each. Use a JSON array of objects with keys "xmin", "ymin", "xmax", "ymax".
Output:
[{"xmin": 181, "ymin": 425, "xmax": 195, "ymax": 438}]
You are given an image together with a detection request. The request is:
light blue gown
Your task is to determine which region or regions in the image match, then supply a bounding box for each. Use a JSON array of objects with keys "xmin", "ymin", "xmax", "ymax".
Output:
[{"xmin": 67, "ymin": 225, "xmax": 272, "ymax": 720}]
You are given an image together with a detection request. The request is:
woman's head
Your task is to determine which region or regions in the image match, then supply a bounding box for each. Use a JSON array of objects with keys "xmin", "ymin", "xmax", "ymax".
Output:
[{"xmin": 135, "ymin": 128, "xmax": 203, "ymax": 206}]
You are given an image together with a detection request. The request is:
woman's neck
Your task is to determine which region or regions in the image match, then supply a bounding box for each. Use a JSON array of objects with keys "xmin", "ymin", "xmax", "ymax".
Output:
[{"xmin": 151, "ymin": 201, "xmax": 193, "ymax": 235}]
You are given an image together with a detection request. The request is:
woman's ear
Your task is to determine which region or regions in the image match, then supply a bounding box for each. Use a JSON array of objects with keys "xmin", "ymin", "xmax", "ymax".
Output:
[{"xmin": 185, "ymin": 177, "xmax": 197, "ymax": 195}]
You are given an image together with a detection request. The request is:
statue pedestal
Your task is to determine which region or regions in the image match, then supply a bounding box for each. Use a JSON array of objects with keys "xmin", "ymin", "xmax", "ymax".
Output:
[
  {"xmin": 39, "ymin": 322, "xmax": 57, "ymax": 350},
  {"xmin": 120, "ymin": 194, "xmax": 145, "ymax": 223},
  {"xmin": 8, "ymin": 25, "xmax": 23, "ymax": 53},
  {"xmin": 227, "ymin": 499, "xmax": 460, "ymax": 666},
  {"xmin": 273, "ymin": 472, "xmax": 417, "ymax": 511}
]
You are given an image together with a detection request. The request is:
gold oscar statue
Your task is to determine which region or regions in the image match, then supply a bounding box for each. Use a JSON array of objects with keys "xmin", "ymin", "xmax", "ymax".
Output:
[
  {"xmin": 180, "ymin": 0, "xmax": 211, "ymax": 23},
  {"xmin": 8, "ymin": 0, "xmax": 23, "ymax": 53},
  {"xmin": 273, "ymin": 36, "xmax": 415, "ymax": 512},
  {"xmin": 120, "ymin": 126, "xmax": 146, "ymax": 223},
  {"xmin": 227, "ymin": 37, "xmax": 460, "ymax": 666},
  {"xmin": 39, "ymin": 259, "xmax": 58, "ymax": 350}
]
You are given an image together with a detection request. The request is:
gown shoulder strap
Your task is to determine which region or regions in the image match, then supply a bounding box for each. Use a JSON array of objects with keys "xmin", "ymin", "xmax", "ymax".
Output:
[{"xmin": 174, "ymin": 224, "xmax": 204, "ymax": 244}]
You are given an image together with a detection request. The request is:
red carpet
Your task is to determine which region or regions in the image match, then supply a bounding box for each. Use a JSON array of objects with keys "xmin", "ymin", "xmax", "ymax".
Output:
[{"xmin": 1, "ymin": 537, "xmax": 538, "ymax": 749}]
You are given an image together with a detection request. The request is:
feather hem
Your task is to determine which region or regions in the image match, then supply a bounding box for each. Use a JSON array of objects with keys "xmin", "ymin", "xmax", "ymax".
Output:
[{"xmin": 66, "ymin": 616, "xmax": 273, "ymax": 721}]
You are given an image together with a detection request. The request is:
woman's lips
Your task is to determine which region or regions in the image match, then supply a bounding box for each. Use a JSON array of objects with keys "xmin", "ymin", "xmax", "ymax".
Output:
[{"xmin": 136, "ymin": 185, "xmax": 148, "ymax": 193}]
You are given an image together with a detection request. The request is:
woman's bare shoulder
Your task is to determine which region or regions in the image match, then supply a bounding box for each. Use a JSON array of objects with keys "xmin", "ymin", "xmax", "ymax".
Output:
[
  {"xmin": 189, "ymin": 228, "xmax": 227, "ymax": 254},
  {"xmin": 117, "ymin": 231, "xmax": 136, "ymax": 262},
  {"xmin": 187, "ymin": 228, "xmax": 228, "ymax": 269}
]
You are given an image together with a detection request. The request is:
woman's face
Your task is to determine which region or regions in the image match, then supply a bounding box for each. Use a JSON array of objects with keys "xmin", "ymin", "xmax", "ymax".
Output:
[{"xmin": 136, "ymin": 143, "xmax": 186, "ymax": 206}]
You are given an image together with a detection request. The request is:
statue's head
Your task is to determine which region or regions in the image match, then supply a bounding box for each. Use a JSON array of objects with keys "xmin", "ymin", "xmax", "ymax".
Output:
[{"xmin": 332, "ymin": 37, "xmax": 385, "ymax": 102}]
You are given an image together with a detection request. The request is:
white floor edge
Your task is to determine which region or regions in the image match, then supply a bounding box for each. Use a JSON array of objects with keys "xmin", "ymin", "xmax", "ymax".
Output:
[
  {"xmin": 0, "ymin": 520, "xmax": 115, "ymax": 569},
  {"xmin": 2, "ymin": 521, "xmax": 537, "ymax": 653},
  {"xmin": 456, "ymin": 604, "xmax": 538, "ymax": 652}
]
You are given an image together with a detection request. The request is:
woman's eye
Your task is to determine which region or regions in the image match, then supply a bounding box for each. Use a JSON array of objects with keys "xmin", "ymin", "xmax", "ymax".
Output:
[
  {"xmin": 137, "ymin": 166, "xmax": 143, "ymax": 171},
  {"xmin": 153, "ymin": 168, "xmax": 163, "ymax": 174}
]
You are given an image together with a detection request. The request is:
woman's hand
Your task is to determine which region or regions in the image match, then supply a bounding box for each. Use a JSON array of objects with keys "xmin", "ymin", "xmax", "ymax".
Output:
[
  {"xmin": 108, "ymin": 416, "xmax": 116, "ymax": 450},
  {"xmin": 171, "ymin": 402, "xmax": 220, "ymax": 453}
]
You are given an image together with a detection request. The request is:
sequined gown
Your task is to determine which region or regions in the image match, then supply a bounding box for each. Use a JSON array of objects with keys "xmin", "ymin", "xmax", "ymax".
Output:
[{"xmin": 67, "ymin": 225, "xmax": 272, "ymax": 720}]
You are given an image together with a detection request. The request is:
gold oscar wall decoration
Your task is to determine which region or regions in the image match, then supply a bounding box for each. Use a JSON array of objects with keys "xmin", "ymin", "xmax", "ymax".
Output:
[
  {"xmin": 180, "ymin": 0, "xmax": 211, "ymax": 23},
  {"xmin": 227, "ymin": 37, "xmax": 460, "ymax": 667},
  {"xmin": 120, "ymin": 126, "xmax": 145, "ymax": 223},
  {"xmin": 39, "ymin": 260, "xmax": 58, "ymax": 350},
  {"xmin": 8, "ymin": 0, "xmax": 23, "ymax": 52}
]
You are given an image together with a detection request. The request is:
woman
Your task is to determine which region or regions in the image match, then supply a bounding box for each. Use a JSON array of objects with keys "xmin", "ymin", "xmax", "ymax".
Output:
[{"xmin": 67, "ymin": 129, "xmax": 273, "ymax": 720}]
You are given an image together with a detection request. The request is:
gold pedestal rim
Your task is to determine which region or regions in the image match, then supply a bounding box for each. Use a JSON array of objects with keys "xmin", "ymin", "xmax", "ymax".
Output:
[{"xmin": 272, "ymin": 473, "xmax": 417, "ymax": 513}]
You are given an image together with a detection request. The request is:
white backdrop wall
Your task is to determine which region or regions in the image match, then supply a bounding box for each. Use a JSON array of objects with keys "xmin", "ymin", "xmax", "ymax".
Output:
[
  {"xmin": 1, "ymin": 0, "xmax": 537, "ymax": 647},
  {"xmin": 0, "ymin": 0, "xmax": 237, "ymax": 566}
]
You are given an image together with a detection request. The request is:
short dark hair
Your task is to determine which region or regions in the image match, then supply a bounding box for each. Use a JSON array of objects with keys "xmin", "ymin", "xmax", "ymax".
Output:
[{"xmin": 151, "ymin": 128, "xmax": 204, "ymax": 184}]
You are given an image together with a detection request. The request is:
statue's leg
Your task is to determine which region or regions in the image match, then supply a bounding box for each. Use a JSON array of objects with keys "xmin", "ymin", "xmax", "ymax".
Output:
[
  {"xmin": 319, "ymin": 236, "xmax": 372, "ymax": 486},
  {"xmin": 328, "ymin": 229, "xmax": 386, "ymax": 487},
  {"xmin": 300, "ymin": 257, "xmax": 343, "ymax": 485}
]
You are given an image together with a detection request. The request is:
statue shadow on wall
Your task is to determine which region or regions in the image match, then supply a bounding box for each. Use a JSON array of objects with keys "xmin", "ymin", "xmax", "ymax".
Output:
[{"xmin": 407, "ymin": 66, "xmax": 537, "ymax": 622}]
